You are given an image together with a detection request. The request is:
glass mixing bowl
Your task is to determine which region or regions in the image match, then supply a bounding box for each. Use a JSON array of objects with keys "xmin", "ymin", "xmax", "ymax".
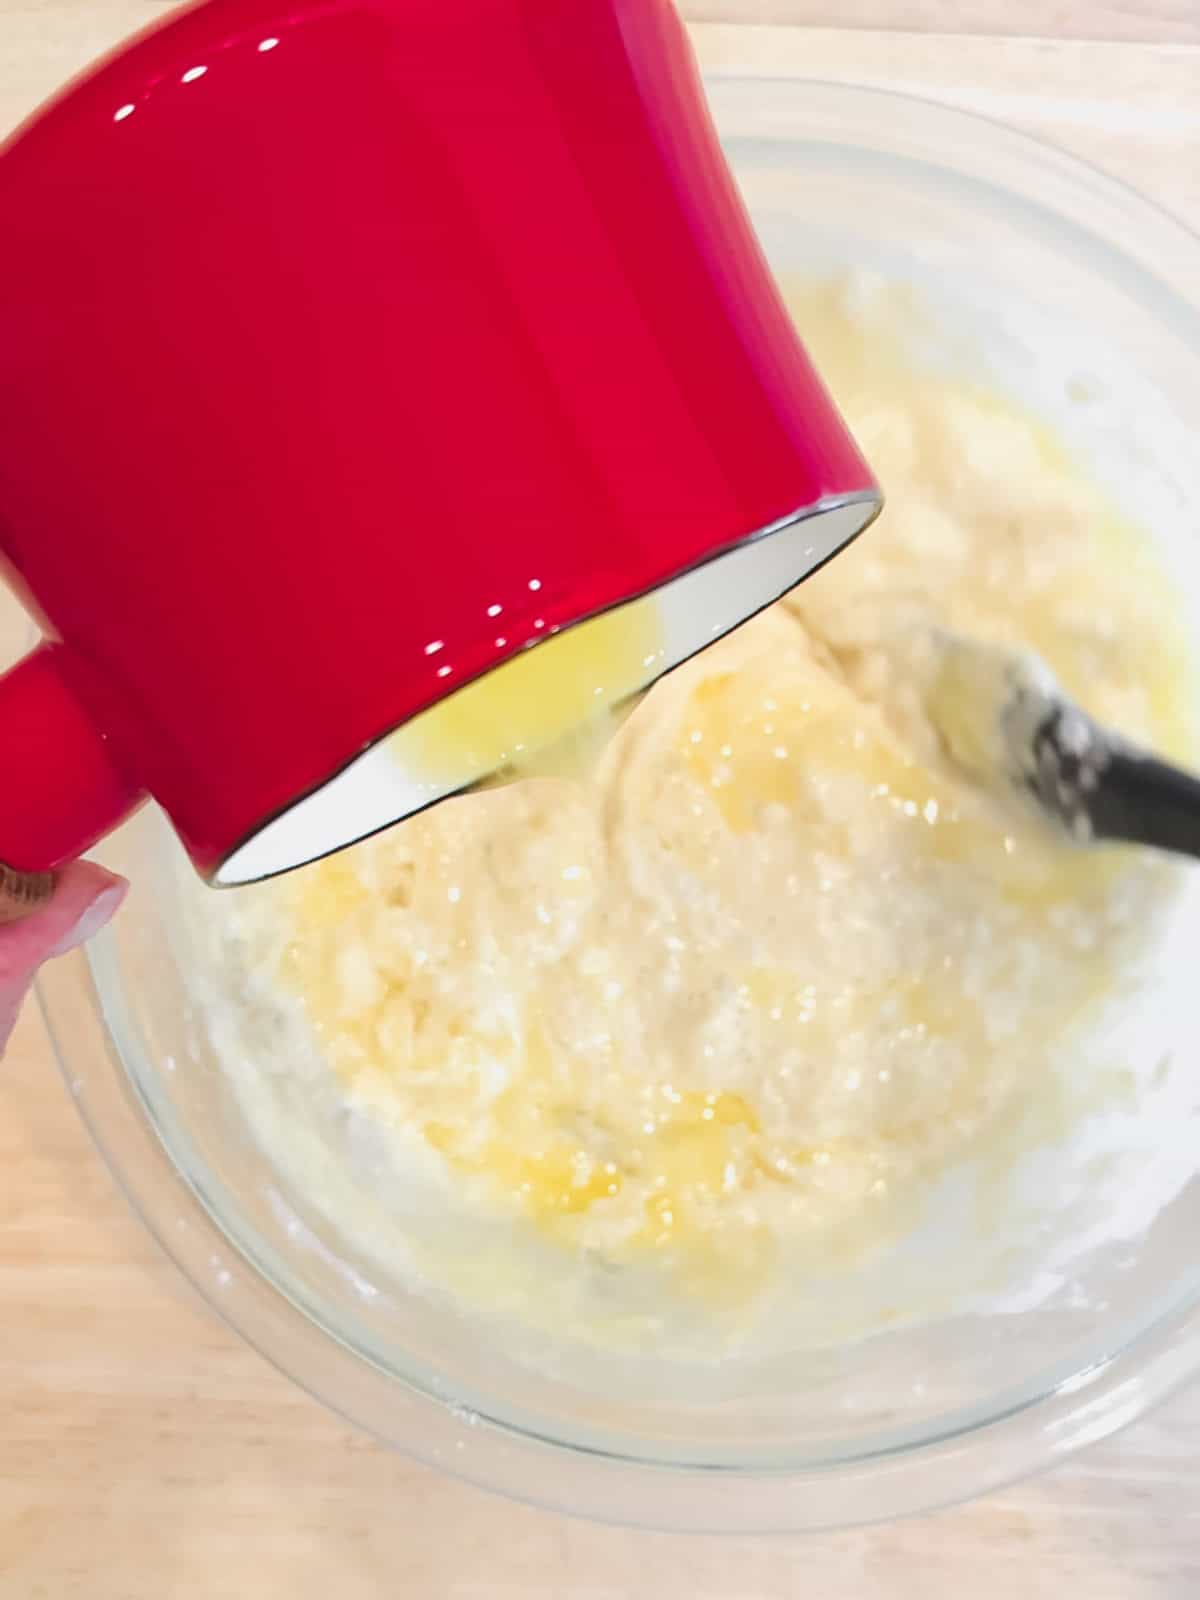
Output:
[{"xmin": 37, "ymin": 80, "xmax": 1200, "ymax": 1533}]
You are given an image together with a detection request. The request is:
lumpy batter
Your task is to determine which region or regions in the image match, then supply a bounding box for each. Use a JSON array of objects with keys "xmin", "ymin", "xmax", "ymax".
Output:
[{"xmin": 199, "ymin": 276, "xmax": 1194, "ymax": 1347}]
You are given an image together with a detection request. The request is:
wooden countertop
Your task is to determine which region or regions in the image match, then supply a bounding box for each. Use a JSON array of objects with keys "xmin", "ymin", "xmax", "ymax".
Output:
[{"xmin": 2, "ymin": 4, "xmax": 1199, "ymax": 1595}]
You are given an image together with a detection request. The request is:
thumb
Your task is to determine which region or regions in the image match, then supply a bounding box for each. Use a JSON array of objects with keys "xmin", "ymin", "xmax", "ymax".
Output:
[{"xmin": 0, "ymin": 861, "xmax": 128, "ymax": 1051}]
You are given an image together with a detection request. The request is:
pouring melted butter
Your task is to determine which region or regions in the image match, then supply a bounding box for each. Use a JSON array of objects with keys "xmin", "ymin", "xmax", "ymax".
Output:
[
  {"xmin": 386, "ymin": 596, "xmax": 662, "ymax": 791},
  {"xmin": 239, "ymin": 274, "xmax": 1196, "ymax": 1335}
]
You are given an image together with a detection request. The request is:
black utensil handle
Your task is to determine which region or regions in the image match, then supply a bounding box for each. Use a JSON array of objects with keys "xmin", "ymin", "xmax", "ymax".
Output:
[
  {"xmin": 1027, "ymin": 705, "xmax": 1200, "ymax": 861},
  {"xmin": 1086, "ymin": 750, "xmax": 1200, "ymax": 860}
]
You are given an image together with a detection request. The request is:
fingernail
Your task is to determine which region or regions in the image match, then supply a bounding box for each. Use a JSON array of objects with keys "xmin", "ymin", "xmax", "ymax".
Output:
[{"xmin": 49, "ymin": 883, "xmax": 128, "ymax": 957}]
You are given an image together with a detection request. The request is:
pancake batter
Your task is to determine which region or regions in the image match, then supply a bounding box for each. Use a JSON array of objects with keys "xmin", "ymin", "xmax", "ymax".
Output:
[{"xmin": 195, "ymin": 275, "xmax": 1195, "ymax": 1350}]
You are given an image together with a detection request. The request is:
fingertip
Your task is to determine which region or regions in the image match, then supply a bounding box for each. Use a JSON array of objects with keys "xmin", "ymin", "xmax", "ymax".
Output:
[
  {"xmin": 46, "ymin": 865, "xmax": 129, "ymax": 957},
  {"xmin": 52, "ymin": 859, "xmax": 128, "ymax": 903},
  {"xmin": 0, "ymin": 862, "xmax": 129, "ymax": 982}
]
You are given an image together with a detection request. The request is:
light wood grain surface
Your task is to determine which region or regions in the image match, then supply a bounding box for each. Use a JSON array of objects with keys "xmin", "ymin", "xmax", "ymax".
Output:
[{"xmin": 3, "ymin": 3, "xmax": 1199, "ymax": 1596}]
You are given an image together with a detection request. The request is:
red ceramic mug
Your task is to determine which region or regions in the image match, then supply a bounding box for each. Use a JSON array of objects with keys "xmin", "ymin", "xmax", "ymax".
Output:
[{"xmin": 0, "ymin": 0, "xmax": 879, "ymax": 887}]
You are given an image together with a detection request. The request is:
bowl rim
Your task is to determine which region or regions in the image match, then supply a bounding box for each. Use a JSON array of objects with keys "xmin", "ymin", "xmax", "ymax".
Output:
[{"xmin": 39, "ymin": 75, "xmax": 1200, "ymax": 1533}]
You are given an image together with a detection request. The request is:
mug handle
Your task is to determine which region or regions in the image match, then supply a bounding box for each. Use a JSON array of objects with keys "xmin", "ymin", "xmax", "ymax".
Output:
[{"xmin": 0, "ymin": 641, "xmax": 141, "ymax": 882}]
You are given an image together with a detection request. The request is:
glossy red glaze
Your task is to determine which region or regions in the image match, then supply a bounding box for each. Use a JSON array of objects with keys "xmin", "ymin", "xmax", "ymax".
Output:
[{"xmin": 0, "ymin": 0, "xmax": 876, "ymax": 880}]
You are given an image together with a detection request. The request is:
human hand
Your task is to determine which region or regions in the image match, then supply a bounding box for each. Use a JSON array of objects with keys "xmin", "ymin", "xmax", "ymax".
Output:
[{"xmin": 0, "ymin": 861, "xmax": 127, "ymax": 1051}]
